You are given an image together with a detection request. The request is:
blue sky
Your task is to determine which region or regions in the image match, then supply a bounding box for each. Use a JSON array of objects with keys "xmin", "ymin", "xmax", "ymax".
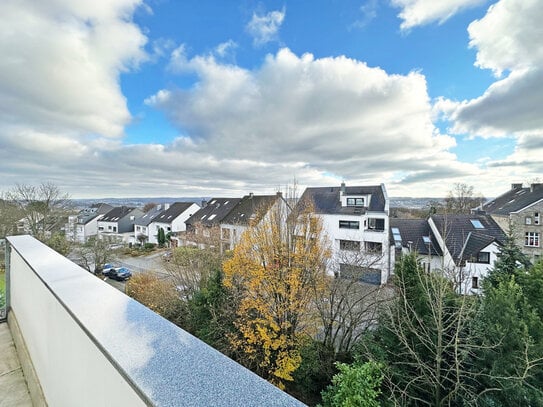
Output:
[{"xmin": 0, "ymin": 0, "xmax": 541, "ymax": 198}]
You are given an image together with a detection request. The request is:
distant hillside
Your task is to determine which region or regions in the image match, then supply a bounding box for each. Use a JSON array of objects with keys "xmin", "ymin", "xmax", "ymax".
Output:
[
  {"xmin": 71, "ymin": 196, "xmax": 444, "ymax": 211},
  {"xmin": 71, "ymin": 197, "xmax": 209, "ymax": 210},
  {"xmin": 390, "ymin": 197, "xmax": 445, "ymax": 209}
]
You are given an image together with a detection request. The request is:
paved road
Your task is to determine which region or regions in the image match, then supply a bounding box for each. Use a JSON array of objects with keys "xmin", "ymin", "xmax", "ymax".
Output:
[{"xmin": 115, "ymin": 252, "xmax": 170, "ymax": 279}]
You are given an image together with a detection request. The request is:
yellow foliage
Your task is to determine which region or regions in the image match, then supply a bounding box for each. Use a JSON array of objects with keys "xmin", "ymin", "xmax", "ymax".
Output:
[{"xmin": 223, "ymin": 201, "xmax": 330, "ymax": 388}]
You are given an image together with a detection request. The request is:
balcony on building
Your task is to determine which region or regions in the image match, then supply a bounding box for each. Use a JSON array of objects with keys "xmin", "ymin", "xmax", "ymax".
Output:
[{"xmin": 0, "ymin": 235, "xmax": 305, "ymax": 407}]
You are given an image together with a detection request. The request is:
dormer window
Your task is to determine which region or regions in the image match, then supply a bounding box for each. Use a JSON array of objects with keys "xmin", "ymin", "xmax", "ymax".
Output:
[{"xmin": 346, "ymin": 198, "xmax": 364, "ymax": 207}]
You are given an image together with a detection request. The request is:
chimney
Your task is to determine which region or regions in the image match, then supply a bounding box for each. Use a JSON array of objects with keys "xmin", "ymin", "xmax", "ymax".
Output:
[
  {"xmin": 340, "ymin": 182, "xmax": 346, "ymax": 194},
  {"xmin": 249, "ymin": 192, "xmax": 254, "ymax": 199},
  {"xmin": 511, "ymin": 183, "xmax": 523, "ymax": 190},
  {"xmin": 164, "ymin": 203, "xmax": 170, "ymax": 210},
  {"xmin": 531, "ymin": 183, "xmax": 543, "ymax": 192},
  {"xmin": 276, "ymin": 191, "xmax": 282, "ymax": 198},
  {"xmin": 201, "ymin": 200, "xmax": 207, "ymax": 208}
]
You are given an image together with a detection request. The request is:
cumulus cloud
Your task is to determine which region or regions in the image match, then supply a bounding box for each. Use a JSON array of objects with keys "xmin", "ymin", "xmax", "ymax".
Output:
[
  {"xmin": 245, "ymin": 8, "xmax": 285, "ymax": 46},
  {"xmin": 0, "ymin": 0, "xmax": 147, "ymax": 138},
  {"xmin": 435, "ymin": 0, "xmax": 543, "ymax": 185},
  {"xmin": 146, "ymin": 46, "xmax": 469, "ymax": 195},
  {"xmin": 392, "ymin": 0, "xmax": 487, "ymax": 30}
]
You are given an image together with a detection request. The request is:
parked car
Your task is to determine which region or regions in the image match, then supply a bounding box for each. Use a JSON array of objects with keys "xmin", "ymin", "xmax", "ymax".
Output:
[
  {"xmin": 109, "ymin": 267, "xmax": 132, "ymax": 281},
  {"xmin": 101, "ymin": 264, "xmax": 117, "ymax": 277}
]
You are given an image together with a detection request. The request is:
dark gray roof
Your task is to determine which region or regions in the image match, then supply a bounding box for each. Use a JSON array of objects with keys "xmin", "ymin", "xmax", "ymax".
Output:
[
  {"xmin": 135, "ymin": 205, "xmax": 165, "ymax": 226},
  {"xmin": 483, "ymin": 184, "xmax": 543, "ymax": 215},
  {"xmin": 154, "ymin": 202, "xmax": 197, "ymax": 223},
  {"xmin": 299, "ymin": 184, "xmax": 386, "ymax": 215},
  {"xmin": 430, "ymin": 214, "xmax": 505, "ymax": 262},
  {"xmin": 100, "ymin": 206, "xmax": 137, "ymax": 222},
  {"xmin": 186, "ymin": 198, "xmax": 241, "ymax": 227},
  {"xmin": 78, "ymin": 203, "xmax": 113, "ymax": 225},
  {"xmin": 222, "ymin": 194, "xmax": 280, "ymax": 225},
  {"xmin": 390, "ymin": 218, "xmax": 442, "ymax": 256}
]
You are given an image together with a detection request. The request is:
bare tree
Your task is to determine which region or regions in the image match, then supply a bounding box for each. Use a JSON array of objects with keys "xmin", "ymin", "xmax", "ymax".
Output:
[
  {"xmin": 444, "ymin": 183, "xmax": 484, "ymax": 214},
  {"xmin": 6, "ymin": 182, "xmax": 71, "ymax": 239},
  {"xmin": 312, "ymin": 249, "xmax": 392, "ymax": 356},
  {"xmin": 72, "ymin": 236, "xmax": 118, "ymax": 273},
  {"xmin": 0, "ymin": 193, "xmax": 23, "ymax": 238}
]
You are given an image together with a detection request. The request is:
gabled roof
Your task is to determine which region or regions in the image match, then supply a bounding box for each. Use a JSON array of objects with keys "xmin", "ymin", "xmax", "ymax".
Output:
[
  {"xmin": 135, "ymin": 205, "xmax": 165, "ymax": 227},
  {"xmin": 100, "ymin": 206, "xmax": 137, "ymax": 222},
  {"xmin": 78, "ymin": 203, "xmax": 113, "ymax": 225},
  {"xmin": 222, "ymin": 194, "xmax": 280, "ymax": 225},
  {"xmin": 390, "ymin": 218, "xmax": 442, "ymax": 256},
  {"xmin": 430, "ymin": 214, "xmax": 505, "ymax": 262},
  {"xmin": 153, "ymin": 202, "xmax": 198, "ymax": 224},
  {"xmin": 186, "ymin": 198, "xmax": 241, "ymax": 227},
  {"xmin": 483, "ymin": 184, "xmax": 543, "ymax": 215},
  {"xmin": 299, "ymin": 184, "xmax": 386, "ymax": 215}
]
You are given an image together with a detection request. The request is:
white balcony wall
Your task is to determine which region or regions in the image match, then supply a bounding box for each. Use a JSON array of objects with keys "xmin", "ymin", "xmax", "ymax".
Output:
[{"xmin": 6, "ymin": 235, "xmax": 304, "ymax": 407}]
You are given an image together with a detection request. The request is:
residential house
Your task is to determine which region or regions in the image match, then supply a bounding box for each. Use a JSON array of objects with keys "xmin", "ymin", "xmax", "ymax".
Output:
[
  {"xmin": 134, "ymin": 204, "xmax": 167, "ymax": 245},
  {"xmin": 97, "ymin": 206, "xmax": 144, "ymax": 243},
  {"xmin": 299, "ymin": 183, "xmax": 391, "ymax": 285},
  {"xmin": 65, "ymin": 203, "xmax": 113, "ymax": 243},
  {"xmin": 390, "ymin": 218, "xmax": 443, "ymax": 274},
  {"xmin": 393, "ymin": 214, "xmax": 505, "ymax": 294},
  {"xmin": 220, "ymin": 192, "xmax": 286, "ymax": 251},
  {"xmin": 482, "ymin": 183, "xmax": 543, "ymax": 264},
  {"xmin": 149, "ymin": 202, "xmax": 200, "ymax": 246},
  {"xmin": 184, "ymin": 198, "xmax": 241, "ymax": 248}
]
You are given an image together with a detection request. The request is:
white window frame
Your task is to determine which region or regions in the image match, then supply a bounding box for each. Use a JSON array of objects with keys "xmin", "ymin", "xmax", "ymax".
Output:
[{"xmin": 525, "ymin": 232, "xmax": 540, "ymax": 247}]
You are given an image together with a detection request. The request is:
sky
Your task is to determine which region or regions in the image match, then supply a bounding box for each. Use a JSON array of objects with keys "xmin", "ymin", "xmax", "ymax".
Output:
[{"xmin": 0, "ymin": 0, "xmax": 541, "ymax": 198}]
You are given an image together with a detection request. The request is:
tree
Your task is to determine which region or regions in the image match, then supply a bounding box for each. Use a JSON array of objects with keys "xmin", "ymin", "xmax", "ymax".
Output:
[
  {"xmin": 223, "ymin": 199, "xmax": 330, "ymax": 389},
  {"xmin": 186, "ymin": 269, "xmax": 238, "ymax": 355},
  {"xmin": 6, "ymin": 182, "xmax": 71, "ymax": 239},
  {"xmin": 313, "ymin": 250, "xmax": 392, "ymax": 357},
  {"xmin": 143, "ymin": 202, "xmax": 157, "ymax": 213},
  {"xmin": 72, "ymin": 236, "xmax": 117, "ymax": 273},
  {"xmin": 126, "ymin": 272, "xmax": 185, "ymax": 325},
  {"xmin": 157, "ymin": 227, "xmax": 166, "ymax": 247},
  {"xmin": 361, "ymin": 253, "xmax": 479, "ymax": 406},
  {"xmin": 444, "ymin": 183, "xmax": 484, "ymax": 214},
  {"xmin": 320, "ymin": 361, "xmax": 383, "ymax": 407},
  {"xmin": 164, "ymin": 246, "xmax": 224, "ymax": 299},
  {"xmin": 44, "ymin": 232, "xmax": 71, "ymax": 256},
  {"xmin": 485, "ymin": 221, "xmax": 530, "ymax": 288},
  {"xmin": 471, "ymin": 264, "xmax": 543, "ymax": 406},
  {"xmin": 0, "ymin": 194, "xmax": 22, "ymax": 238}
]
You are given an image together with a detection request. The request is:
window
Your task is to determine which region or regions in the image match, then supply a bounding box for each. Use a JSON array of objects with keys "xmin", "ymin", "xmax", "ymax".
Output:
[
  {"xmin": 470, "ymin": 219, "xmax": 484, "ymax": 229},
  {"xmin": 346, "ymin": 197, "xmax": 364, "ymax": 206},
  {"xmin": 339, "ymin": 220, "xmax": 360, "ymax": 229},
  {"xmin": 475, "ymin": 251, "xmax": 490, "ymax": 264},
  {"xmin": 526, "ymin": 217, "xmax": 532, "ymax": 225},
  {"xmin": 525, "ymin": 232, "xmax": 540, "ymax": 247},
  {"xmin": 112, "ymin": 226, "xmax": 117, "ymax": 232},
  {"xmin": 472, "ymin": 277, "xmax": 479, "ymax": 289},
  {"xmin": 98, "ymin": 226, "xmax": 104, "ymax": 231},
  {"xmin": 222, "ymin": 228, "xmax": 230, "ymax": 240},
  {"xmin": 108, "ymin": 225, "xmax": 112, "ymax": 230},
  {"xmin": 535, "ymin": 212, "xmax": 540, "ymax": 225},
  {"xmin": 365, "ymin": 241, "xmax": 383, "ymax": 253},
  {"xmin": 367, "ymin": 218, "xmax": 385, "ymax": 231},
  {"xmin": 340, "ymin": 240, "xmax": 360, "ymax": 251}
]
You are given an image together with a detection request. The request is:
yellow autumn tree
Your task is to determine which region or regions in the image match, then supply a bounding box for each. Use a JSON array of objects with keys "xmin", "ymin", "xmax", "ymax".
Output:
[{"xmin": 223, "ymin": 197, "xmax": 330, "ymax": 389}]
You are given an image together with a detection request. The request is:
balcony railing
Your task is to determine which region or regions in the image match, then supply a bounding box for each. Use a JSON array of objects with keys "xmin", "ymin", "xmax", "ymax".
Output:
[{"xmin": 3, "ymin": 235, "xmax": 305, "ymax": 407}]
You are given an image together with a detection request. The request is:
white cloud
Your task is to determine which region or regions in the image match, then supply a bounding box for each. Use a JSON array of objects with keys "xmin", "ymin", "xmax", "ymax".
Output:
[
  {"xmin": 146, "ymin": 47, "xmax": 471, "ymax": 196},
  {"xmin": 435, "ymin": 0, "xmax": 543, "ymax": 186},
  {"xmin": 0, "ymin": 0, "xmax": 147, "ymax": 138},
  {"xmin": 246, "ymin": 8, "xmax": 286, "ymax": 46},
  {"xmin": 392, "ymin": 0, "xmax": 487, "ymax": 30}
]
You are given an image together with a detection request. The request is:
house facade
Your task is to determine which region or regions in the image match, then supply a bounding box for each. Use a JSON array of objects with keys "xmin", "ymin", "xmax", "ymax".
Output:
[
  {"xmin": 299, "ymin": 183, "xmax": 391, "ymax": 285},
  {"xmin": 392, "ymin": 214, "xmax": 505, "ymax": 294},
  {"xmin": 149, "ymin": 202, "xmax": 200, "ymax": 246},
  {"xmin": 482, "ymin": 183, "xmax": 543, "ymax": 264},
  {"xmin": 65, "ymin": 203, "xmax": 113, "ymax": 243},
  {"xmin": 220, "ymin": 193, "xmax": 286, "ymax": 252},
  {"xmin": 97, "ymin": 206, "xmax": 144, "ymax": 243},
  {"xmin": 184, "ymin": 198, "xmax": 241, "ymax": 248}
]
